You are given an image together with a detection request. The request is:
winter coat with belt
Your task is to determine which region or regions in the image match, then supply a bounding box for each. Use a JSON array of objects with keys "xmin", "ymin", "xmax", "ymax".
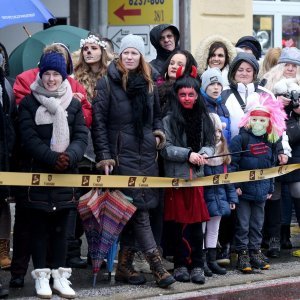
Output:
[
  {"xmin": 230, "ymin": 128, "xmax": 276, "ymax": 202},
  {"xmin": 16, "ymin": 94, "xmax": 88, "ymax": 212},
  {"xmin": 92, "ymin": 61, "xmax": 164, "ymax": 210}
]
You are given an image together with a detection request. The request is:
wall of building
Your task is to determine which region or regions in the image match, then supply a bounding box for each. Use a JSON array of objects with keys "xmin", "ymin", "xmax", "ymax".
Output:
[{"xmin": 190, "ymin": 0, "xmax": 253, "ymax": 55}]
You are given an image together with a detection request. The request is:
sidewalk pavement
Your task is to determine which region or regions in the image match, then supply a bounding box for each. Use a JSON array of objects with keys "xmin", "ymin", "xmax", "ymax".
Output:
[{"xmin": 2, "ymin": 224, "xmax": 300, "ymax": 299}]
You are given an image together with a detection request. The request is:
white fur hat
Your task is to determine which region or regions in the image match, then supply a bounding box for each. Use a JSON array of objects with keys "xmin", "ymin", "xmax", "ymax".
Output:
[{"xmin": 209, "ymin": 113, "xmax": 226, "ymax": 131}]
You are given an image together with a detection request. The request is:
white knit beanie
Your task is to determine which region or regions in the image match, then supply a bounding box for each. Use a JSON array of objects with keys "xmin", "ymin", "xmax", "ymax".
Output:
[
  {"xmin": 209, "ymin": 113, "xmax": 225, "ymax": 131},
  {"xmin": 119, "ymin": 34, "xmax": 145, "ymax": 56}
]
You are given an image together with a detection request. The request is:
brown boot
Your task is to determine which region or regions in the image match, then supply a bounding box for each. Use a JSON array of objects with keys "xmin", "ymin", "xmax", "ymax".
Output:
[
  {"xmin": 0, "ymin": 239, "xmax": 11, "ymax": 270},
  {"xmin": 115, "ymin": 247, "xmax": 146, "ymax": 285},
  {"xmin": 145, "ymin": 248, "xmax": 175, "ymax": 288}
]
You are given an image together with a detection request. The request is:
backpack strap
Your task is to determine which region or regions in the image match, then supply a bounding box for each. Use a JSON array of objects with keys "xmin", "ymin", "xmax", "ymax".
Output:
[{"xmin": 231, "ymin": 88, "xmax": 246, "ymax": 111}]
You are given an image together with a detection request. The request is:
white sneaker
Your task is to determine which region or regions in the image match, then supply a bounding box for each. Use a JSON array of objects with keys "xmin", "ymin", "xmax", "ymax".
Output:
[
  {"xmin": 31, "ymin": 268, "xmax": 52, "ymax": 299},
  {"xmin": 52, "ymin": 268, "xmax": 76, "ymax": 299}
]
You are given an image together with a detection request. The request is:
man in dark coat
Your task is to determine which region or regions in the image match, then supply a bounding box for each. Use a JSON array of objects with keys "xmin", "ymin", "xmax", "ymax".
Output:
[{"xmin": 149, "ymin": 24, "xmax": 180, "ymax": 74}]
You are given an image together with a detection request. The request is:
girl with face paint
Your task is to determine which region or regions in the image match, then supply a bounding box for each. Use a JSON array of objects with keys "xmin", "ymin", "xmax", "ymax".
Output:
[
  {"xmin": 74, "ymin": 34, "xmax": 109, "ymax": 102},
  {"xmin": 161, "ymin": 68, "xmax": 216, "ymax": 284},
  {"xmin": 230, "ymin": 93, "xmax": 286, "ymax": 274}
]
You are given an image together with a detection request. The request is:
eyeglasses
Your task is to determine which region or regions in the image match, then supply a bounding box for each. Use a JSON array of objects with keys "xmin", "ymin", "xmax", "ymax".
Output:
[{"xmin": 160, "ymin": 34, "xmax": 174, "ymax": 41}]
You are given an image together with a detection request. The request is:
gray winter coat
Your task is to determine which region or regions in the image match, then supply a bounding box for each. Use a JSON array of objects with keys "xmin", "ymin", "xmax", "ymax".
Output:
[{"xmin": 161, "ymin": 115, "xmax": 215, "ymax": 179}]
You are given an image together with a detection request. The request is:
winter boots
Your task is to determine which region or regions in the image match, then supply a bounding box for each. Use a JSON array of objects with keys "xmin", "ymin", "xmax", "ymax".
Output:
[
  {"xmin": 31, "ymin": 268, "xmax": 76, "ymax": 299},
  {"xmin": 0, "ymin": 239, "xmax": 11, "ymax": 269},
  {"xmin": 202, "ymin": 251, "xmax": 212, "ymax": 277},
  {"xmin": 267, "ymin": 237, "xmax": 281, "ymax": 258},
  {"xmin": 206, "ymin": 248, "xmax": 227, "ymax": 275},
  {"xmin": 31, "ymin": 268, "xmax": 52, "ymax": 299},
  {"xmin": 51, "ymin": 268, "xmax": 76, "ymax": 299},
  {"xmin": 145, "ymin": 248, "xmax": 176, "ymax": 288},
  {"xmin": 115, "ymin": 247, "xmax": 146, "ymax": 285}
]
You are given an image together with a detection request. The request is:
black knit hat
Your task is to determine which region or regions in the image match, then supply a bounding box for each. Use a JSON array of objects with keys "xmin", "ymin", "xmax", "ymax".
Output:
[
  {"xmin": 39, "ymin": 52, "xmax": 67, "ymax": 80},
  {"xmin": 236, "ymin": 36, "xmax": 262, "ymax": 60}
]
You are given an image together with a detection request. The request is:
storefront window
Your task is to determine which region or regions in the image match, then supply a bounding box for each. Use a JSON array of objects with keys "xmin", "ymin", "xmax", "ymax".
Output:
[
  {"xmin": 282, "ymin": 15, "xmax": 300, "ymax": 47},
  {"xmin": 253, "ymin": 15, "xmax": 274, "ymax": 53}
]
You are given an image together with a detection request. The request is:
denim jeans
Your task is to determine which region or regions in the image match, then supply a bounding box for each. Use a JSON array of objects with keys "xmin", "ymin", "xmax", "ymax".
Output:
[{"xmin": 235, "ymin": 198, "xmax": 266, "ymax": 251}]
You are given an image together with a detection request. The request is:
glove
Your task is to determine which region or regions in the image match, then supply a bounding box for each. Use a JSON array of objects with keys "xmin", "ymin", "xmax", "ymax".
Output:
[{"xmin": 55, "ymin": 152, "xmax": 69, "ymax": 171}]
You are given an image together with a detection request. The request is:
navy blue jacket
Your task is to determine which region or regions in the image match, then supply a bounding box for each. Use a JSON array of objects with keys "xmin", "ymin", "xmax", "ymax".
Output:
[
  {"xmin": 204, "ymin": 164, "xmax": 238, "ymax": 217},
  {"xmin": 230, "ymin": 128, "xmax": 276, "ymax": 202}
]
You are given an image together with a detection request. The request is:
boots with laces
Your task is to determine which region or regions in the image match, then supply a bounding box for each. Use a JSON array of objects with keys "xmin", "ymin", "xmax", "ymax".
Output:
[
  {"xmin": 145, "ymin": 248, "xmax": 175, "ymax": 288},
  {"xmin": 31, "ymin": 268, "xmax": 52, "ymax": 299},
  {"xmin": 51, "ymin": 267, "xmax": 76, "ymax": 299},
  {"xmin": 115, "ymin": 247, "xmax": 146, "ymax": 285},
  {"xmin": 0, "ymin": 239, "xmax": 11, "ymax": 269}
]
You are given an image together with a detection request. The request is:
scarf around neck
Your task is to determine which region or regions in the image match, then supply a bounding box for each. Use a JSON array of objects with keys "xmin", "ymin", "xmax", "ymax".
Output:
[
  {"xmin": 30, "ymin": 76, "xmax": 72, "ymax": 152},
  {"xmin": 126, "ymin": 72, "xmax": 149, "ymax": 139}
]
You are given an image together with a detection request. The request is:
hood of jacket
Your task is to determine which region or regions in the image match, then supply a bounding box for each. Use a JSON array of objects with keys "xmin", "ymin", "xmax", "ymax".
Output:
[
  {"xmin": 228, "ymin": 52, "xmax": 259, "ymax": 85},
  {"xmin": 150, "ymin": 24, "xmax": 180, "ymax": 60},
  {"xmin": 194, "ymin": 35, "xmax": 237, "ymax": 75}
]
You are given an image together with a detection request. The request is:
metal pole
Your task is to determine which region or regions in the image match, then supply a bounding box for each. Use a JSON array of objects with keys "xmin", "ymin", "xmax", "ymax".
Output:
[
  {"xmin": 89, "ymin": 0, "xmax": 99, "ymax": 33},
  {"xmin": 179, "ymin": 0, "xmax": 191, "ymax": 51}
]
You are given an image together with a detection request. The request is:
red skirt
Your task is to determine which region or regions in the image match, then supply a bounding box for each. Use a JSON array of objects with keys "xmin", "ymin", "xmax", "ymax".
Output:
[{"xmin": 164, "ymin": 186, "xmax": 210, "ymax": 224}]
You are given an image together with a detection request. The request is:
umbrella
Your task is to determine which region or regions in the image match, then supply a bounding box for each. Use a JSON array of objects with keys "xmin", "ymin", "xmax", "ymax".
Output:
[
  {"xmin": 0, "ymin": 0, "xmax": 55, "ymax": 29},
  {"xmin": 8, "ymin": 25, "xmax": 89, "ymax": 77},
  {"xmin": 78, "ymin": 189, "xmax": 136, "ymax": 287}
]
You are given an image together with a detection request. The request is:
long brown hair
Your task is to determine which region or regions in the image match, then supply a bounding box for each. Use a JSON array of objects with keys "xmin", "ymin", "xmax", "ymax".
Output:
[{"xmin": 116, "ymin": 55, "xmax": 153, "ymax": 92}]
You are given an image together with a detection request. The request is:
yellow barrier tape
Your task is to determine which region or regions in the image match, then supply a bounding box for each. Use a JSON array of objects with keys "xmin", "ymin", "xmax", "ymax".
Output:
[{"xmin": 0, "ymin": 164, "xmax": 299, "ymax": 188}]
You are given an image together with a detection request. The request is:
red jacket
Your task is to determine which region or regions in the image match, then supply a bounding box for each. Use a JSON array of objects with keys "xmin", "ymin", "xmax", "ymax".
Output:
[{"xmin": 13, "ymin": 68, "xmax": 92, "ymax": 128}]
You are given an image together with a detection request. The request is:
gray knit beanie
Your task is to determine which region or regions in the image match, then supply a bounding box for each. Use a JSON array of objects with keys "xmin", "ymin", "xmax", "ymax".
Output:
[
  {"xmin": 278, "ymin": 47, "xmax": 300, "ymax": 66},
  {"xmin": 119, "ymin": 34, "xmax": 145, "ymax": 56},
  {"xmin": 201, "ymin": 68, "xmax": 223, "ymax": 91}
]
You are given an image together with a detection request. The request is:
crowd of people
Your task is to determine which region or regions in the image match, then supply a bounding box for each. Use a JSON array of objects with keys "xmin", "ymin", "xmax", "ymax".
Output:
[{"xmin": 0, "ymin": 24, "xmax": 300, "ymax": 299}]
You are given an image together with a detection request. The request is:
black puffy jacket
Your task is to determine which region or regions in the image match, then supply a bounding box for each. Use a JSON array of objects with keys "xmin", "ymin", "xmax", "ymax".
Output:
[
  {"xmin": 92, "ymin": 62, "xmax": 163, "ymax": 209},
  {"xmin": 16, "ymin": 93, "xmax": 88, "ymax": 212}
]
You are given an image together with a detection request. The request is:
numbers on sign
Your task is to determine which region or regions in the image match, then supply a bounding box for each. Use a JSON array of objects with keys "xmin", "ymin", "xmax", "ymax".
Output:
[
  {"xmin": 129, "ymin": 0, "xmax": 164, "ymax": 5},
  {"xmin": 154, "ymin": 10, "xmax": 164, "ymax": 22}
]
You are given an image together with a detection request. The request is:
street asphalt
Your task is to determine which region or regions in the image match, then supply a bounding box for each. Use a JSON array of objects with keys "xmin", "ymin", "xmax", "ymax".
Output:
[{"xmin": 1, "ymin": 205, "xmax": 300, "ymax": 299}]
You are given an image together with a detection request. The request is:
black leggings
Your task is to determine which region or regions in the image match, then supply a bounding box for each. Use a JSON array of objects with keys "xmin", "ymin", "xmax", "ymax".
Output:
[
  {"xmin": 173, "ymin": 222, "xmax": 204, "ymax": 269},
  {"xmin": 30, "ymin": 209, "xmax": 70, "ymax": 269}
]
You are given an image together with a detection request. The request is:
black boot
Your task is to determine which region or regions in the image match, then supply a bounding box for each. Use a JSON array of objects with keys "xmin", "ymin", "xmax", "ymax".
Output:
[
  {"xmin": 66, "ymin": 238, "xmax": 87, "ymax": 268},
  {"xmin": 0, "ymin": 281, "xmax": 8, "ymax": 299},
  {"xmin": 202, "ymin": 250, "xmax": 212, "ymax": 277},
  {"xmin": 281, "ymin": 225, "xmax": 292, "ymax": 249},
  {"xmin": 115, "ymin": 247, "xmax": 146, "ymax": 285},
  {"xmin": 207, "ymin": 248, "xmax": 226, "ymax": 275}
]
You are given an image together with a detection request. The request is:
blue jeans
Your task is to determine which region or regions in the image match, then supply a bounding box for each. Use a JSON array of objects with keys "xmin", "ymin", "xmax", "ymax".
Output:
[{"xmin": 235, "ymin": 199, "xmax": 265, "ymax": 251}]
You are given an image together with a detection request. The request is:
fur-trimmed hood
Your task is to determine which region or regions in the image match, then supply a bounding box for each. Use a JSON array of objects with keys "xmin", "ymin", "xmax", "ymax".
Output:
[{"xmin": 194, "ymin": 35, "xmax": 237, "ymax": 75}]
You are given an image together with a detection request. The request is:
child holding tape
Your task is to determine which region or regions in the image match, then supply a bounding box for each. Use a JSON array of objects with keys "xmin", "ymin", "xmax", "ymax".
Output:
[
  {"xmin": 161, "ymin": 67, "xmax": 215, "ymax": 284},
  {"xmin": 202, "ymin": 113, "xmax": 238, "ymax": 276},
  {"xmin": 230, "ymin": 93, "xmax": 286, "ymax": 273}
]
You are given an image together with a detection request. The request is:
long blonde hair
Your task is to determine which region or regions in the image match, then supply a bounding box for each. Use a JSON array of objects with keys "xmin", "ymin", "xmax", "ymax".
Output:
[
  {"xmin": 116, "ymin": 55, "xmax": 153, "ymax": 92},
  {"xmin": 258, "ymin": 47, "xmax": 282, "ymax": 79},
  {"xmin": 263, "ymin": 63, "xmax": 300, "ymax": 93},
  {"xmin": 74, "ymin": 43, "xmax": 108, "ymax": 101}
]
